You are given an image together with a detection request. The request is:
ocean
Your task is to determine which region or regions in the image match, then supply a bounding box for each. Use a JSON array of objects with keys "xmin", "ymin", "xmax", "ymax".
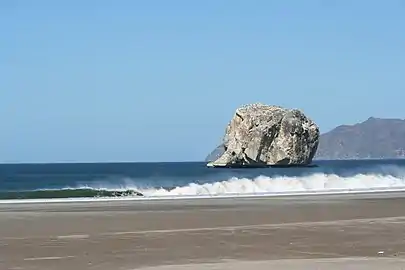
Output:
[{"xmin": 1, "ymin": 159, "xmax": 405, "ymax": 203}]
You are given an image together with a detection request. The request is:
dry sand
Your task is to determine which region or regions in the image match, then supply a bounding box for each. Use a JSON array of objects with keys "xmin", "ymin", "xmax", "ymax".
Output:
[{"xmin": 1, "ymin": 192, "xmax": 405, "ymax": 269}]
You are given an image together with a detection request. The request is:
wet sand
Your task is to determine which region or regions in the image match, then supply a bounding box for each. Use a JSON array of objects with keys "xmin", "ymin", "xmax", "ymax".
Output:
[{"xmin": 1, "ymin": 192, "xmax": 405, "ymax": 269}]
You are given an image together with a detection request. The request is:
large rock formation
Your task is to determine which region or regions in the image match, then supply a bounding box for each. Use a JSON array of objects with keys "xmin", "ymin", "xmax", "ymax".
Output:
[{"xmin": 207, "ymin": 103, "xmax": 320, "ymax": 167}]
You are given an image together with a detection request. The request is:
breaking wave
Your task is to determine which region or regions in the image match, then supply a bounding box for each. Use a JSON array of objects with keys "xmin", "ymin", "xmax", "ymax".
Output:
[
  {"xmin": 3, "ymin": 171, "xmax": 405, "ymax": 201},
  {"xmin": 139, "ymin": 172, "xmax": 405, "ymax": 197},
  {"xmin": 0, "ymin": 188, "xmax": 143, "ymax": 200}
]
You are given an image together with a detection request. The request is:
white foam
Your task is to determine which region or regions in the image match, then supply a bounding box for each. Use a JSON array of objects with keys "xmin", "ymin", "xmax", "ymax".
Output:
[
  {"xmin": 139, "ymin": 172, "xmax": 405, "ymax": 197},
  {"xmin": 2, "ymin": 172, "xmax": 405, "ymax": 204}
]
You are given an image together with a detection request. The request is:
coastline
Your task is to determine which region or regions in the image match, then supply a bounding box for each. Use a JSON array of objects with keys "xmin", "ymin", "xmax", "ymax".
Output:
[
  {"xmin": 1, "ymin": 187, "xmax": 405, "ymax": 205},
  {"xmin": 2, "ymin": 192, "xmax": 405, "ymax": 269}
]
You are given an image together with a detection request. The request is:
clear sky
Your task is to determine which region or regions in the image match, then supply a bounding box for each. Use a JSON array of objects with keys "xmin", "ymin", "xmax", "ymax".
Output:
[{"xmin": 1, "ymin": 0, "xmax": 404, "ymax": 163}]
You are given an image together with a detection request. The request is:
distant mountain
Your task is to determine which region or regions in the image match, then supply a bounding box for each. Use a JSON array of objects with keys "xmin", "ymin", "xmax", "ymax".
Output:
[
  {"xmin": 315, "ymin": 117, "xmax": 405, "ymax": 160},
  {"xmin": 205, "ymin": 144, "xmax": 225, "ymax": 162}
]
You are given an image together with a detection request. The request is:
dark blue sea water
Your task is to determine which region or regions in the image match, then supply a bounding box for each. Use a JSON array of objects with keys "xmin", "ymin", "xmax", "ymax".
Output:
[{"xmin": 1, "ymin": 159, "xmax": 405, "ymax": 201}]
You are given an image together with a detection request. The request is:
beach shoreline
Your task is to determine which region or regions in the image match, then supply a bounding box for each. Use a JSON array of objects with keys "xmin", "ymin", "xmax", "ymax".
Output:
[{"xmin": 1, "ymin": 192, "xmax": 405, "ymax": 269}]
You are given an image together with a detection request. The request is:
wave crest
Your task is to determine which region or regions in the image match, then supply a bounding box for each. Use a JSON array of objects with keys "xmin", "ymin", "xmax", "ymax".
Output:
[
  {"xmin": 139, "ymin": 172, "xmax": 405, "ymax": 197},
  {"xmin": 4, "ymin": 171, "xmax": 405, "ymax": 201}
]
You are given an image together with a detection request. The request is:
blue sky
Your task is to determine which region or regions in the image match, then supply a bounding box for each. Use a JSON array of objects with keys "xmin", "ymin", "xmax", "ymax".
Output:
[{"xmin": 1, "ymin": 0, "xmax": 404, "ymax": 163}]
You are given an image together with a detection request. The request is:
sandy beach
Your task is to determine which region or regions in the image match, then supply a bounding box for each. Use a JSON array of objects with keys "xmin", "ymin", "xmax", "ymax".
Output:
[{"xmin": 1, "ymin": 192, "xmax": 405, "ymax": 269}]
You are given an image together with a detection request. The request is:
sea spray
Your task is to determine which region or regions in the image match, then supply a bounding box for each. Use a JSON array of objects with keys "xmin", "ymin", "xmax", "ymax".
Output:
[
  {"xmin": 139, "ymin": 172, "xmax": 405, "ymax": 197},
  {"xmin": 2, "ymin": 171, "xmax": 402, "ymax": 201},
  {"xmin": 2, "ymin": 161, "xmax": 405, "ymax": 202}
]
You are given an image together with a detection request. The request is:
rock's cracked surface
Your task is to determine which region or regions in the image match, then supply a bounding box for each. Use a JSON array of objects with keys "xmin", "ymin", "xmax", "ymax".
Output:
[{"xmin": 207, "ymin": 103, "xmax": 319, "ymax": 167}]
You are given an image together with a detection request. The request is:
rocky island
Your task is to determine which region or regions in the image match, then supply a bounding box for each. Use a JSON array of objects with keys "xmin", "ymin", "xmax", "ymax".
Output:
[{"xmin": 206, "ymin": 103, "xmax": 320, "ymax": 168}]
